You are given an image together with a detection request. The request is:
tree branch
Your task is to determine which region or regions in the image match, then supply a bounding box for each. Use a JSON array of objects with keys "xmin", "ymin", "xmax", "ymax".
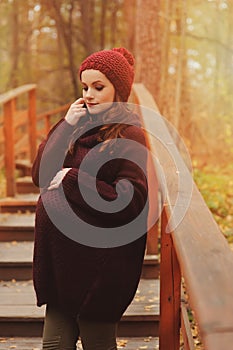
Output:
[{"xmin": 185, "ymin": 32, "xmax": 233, "ymax": 53}]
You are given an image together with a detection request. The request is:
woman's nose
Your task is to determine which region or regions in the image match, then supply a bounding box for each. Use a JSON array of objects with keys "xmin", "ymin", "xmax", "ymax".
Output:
[{"xmin": 85, "ymin": 88, "xmax": 94, "ymax": 99}]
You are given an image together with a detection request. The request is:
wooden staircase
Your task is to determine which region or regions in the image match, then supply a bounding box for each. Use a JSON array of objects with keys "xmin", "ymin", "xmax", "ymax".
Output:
[
  {"xmin": 0, "ymin": 162, "xmax": 160, "ymax": 344},
  {"xmin": 3, "ymin": 84, "xmax": 233, "ymax": 349}
]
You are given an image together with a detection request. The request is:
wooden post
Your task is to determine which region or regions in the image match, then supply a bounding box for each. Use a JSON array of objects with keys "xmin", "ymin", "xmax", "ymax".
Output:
[
  {"xmin": 28, "ymin": 88, "xmax": 37, "ymax": 163},
  {"xmin": 146, "ymin": 223, "xmax": 159, "ymax": 254},
  {"xmin": 159, "ymin": 208, "xmax": 181, "ymax": 350},
  {"xmin": 146, "ymin": 135, "xmax": 160, "ymax": 255},
  {"xmin": 3, "ymin": 99, "xmax": 16, "ymax": 197}
]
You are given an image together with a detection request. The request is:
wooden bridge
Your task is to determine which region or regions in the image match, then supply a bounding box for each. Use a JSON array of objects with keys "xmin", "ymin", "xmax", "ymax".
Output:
[{"xmin": 0, "ymin": 84, "xmax": 233, "ymax": 349}]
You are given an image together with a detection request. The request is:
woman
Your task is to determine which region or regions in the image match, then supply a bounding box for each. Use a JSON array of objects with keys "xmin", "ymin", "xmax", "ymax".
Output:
[{"xmin": 32, "ymin": 47, "xmax": 149, "ymax": 350}]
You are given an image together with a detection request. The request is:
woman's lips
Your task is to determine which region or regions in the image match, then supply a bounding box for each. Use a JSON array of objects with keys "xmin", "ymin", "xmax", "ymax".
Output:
[{"xmin": 86, "ymin": 102, "xmax": 98, "ymax": 108}]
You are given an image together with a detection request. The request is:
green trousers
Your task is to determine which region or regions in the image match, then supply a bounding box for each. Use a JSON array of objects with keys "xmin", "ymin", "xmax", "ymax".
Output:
[{"xmin": 42, "ymin": 304, "xmax": 118, "ymax": 350}]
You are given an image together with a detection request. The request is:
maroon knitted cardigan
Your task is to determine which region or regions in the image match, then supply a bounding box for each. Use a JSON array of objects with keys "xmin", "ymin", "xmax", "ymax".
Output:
[{"xmin": 32, "ymin": 113, "xmax": 148, "ymax": 322}]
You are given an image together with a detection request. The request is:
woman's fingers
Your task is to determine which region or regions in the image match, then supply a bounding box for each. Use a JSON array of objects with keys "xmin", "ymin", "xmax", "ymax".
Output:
[
  {"xmin": 48, "ymin": 168, "xmax": 72, "ymax": 190},
  {"xmin": 65, "ymin": 98, "xmax": 87, "ymax": 126},
  {"xmin": 73, "ymin": 97, "xmax": 85, "ymax": 105}
]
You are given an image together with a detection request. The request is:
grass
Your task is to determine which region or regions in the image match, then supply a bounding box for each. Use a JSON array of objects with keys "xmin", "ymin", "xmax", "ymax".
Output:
[{"xmin": 193, "ymin": 163, "xmax": 233, "ymax": 243}]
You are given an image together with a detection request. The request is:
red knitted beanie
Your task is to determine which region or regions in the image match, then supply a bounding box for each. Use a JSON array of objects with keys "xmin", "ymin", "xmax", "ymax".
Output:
[{"xmin": 79, "ymin": 47, "xmax": 135, "ymax": 102}]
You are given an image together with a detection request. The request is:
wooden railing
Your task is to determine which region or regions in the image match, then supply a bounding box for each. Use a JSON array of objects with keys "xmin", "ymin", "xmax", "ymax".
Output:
[
  {"xmin": 132, "ymin": 83, "xmax": 233, "ymax": 350},
  {"xmin": 0, "ymin": 85, "xmax": 70, "ymax": 197},
  {"xmin": 36, "ymin": 102, "xmax": 71, "ymax": 139},
  {"xmin": 0, "ymin": 84, "xmax": 37, "ymax": 196}
]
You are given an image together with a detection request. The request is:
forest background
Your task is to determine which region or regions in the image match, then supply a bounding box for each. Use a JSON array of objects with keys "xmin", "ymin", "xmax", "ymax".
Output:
[{"xmin": 0, "ymin": 0, "xmax": 232, "ymax": 242}]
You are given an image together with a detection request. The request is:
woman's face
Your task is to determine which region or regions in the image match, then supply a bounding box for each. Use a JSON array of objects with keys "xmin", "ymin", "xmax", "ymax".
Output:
[{"xmin": 81, "ymin": 69, "xmax": 115, "ymax": 115}]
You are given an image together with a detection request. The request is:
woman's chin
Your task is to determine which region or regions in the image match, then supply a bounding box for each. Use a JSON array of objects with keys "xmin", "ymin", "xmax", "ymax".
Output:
[{"xmin": 87, "ymin": 103, "xmax": 113, "ymax": 115}]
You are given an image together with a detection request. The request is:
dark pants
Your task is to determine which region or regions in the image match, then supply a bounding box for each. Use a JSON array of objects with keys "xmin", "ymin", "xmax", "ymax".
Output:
[{"xmin": 42, "ymin": 304, "xmax": 118, "ymax": 350}]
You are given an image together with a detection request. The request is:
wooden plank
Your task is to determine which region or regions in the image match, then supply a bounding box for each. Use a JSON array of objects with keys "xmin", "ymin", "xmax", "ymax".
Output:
[
  {"xmin": 28, "ymin": 89, "xmax": 37, "ymax": 162},
  {"xmin": 141, "ymin": 254, "xmax": 160, "ymax": 279},
  {"xmin": 0, "ymin": 337, "xmax": 159, "ymax": 350},
  {"xmin": 0, "ymin": 213, "xmax": 35, "ymax": 227},
  {"xmin": 16, "ymin": 176, "xmax": 39, "ymax": 194},
  {"xmin": 0, "ymin": 194, "xmax": 38, "ymax": 213},
  {"xmin": 37, "ymin": 103, "xmax": 70, "ymax": 120},
  {"xmin": 133, "ymin": 83, "xmax": 233, "ymax": 349},
  {"xmin": 145, "ymin": 148, "xmax": 160, "ymax": 255},
  {"xmin": 0, "ymin": 110, "xmax": 28, "ymax": 163},
  {"xmin": 0, "ymin": 266, "xmax": 33, "ymax": 281},
  {"xmin": 0, "ymin": 85, "xmax": 36, "ymax": 105},
  {"xmin": 0, "ymin": 213, "xmax": 35, "ymax": 241},
  {"xmin": 0, "ymin": 241, "xmax": 33, "ymax": 262},
  {"xmin": 0, "ymin": 280, "xmax": 159, "ymax": 317},
  {"xmin": 15, "ymin": 159, "xmax": 32, "ymax": 176},
  {"xmin": 171, "ymin": 186, "xmax": 233, "ymax": 335},
  {"xmin": 181, "ymin": 292, "xmax": 195, "ymax": 350},
  {"xmin": 0, "ymin": 244, "xmax": 157, "ymax": 261},
  {"xmin": 0, "ymin": 279, "xmax": 159, "ymax": 337},
  {"xmin": 159, "ymin": 209, "xmax": 181, "ymax": 350},
  {"xmin": 3, "ymin": 100, "xmax": 16, "ymax": 197},
  {"xmin": 0, "ymin": 228, "xmax": 34, "ymax": 242},
  {"xmin": 0, "ymin": 240, "xmax": 158, "ymax": 280},
  {"xmin": 0, "ymin": 279, "xmax": 159, "ymax": 317},
  {"xmin": 0, "ymin": 322, "xmax": 43, "ymax": 338}
]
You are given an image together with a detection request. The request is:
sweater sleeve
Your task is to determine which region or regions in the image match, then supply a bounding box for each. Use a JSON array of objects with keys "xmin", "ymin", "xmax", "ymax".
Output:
[
  {"xmin": 31, "ymin": 119, "xmax": 74, "ymax": 188},
  {"xmin": 61, "ymin": 125, "xmax": 149, "ymax": 227}
]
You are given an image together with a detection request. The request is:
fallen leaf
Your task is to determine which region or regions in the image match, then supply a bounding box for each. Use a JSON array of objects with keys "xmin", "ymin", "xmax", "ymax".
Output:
[
  {"xmin": 144, "ymin": 304, "xmax": 156, "ymax": 310},
  {"xmin": 143, "ymin": 337, "xmax": 152, "ymax": 342},
  {"xmin": 117, "ymin": 339, "xmax": 128, "ymax": 347}
]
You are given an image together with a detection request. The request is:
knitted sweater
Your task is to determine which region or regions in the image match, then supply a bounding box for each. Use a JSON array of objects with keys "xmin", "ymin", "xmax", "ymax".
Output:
[{"xmin": 32, "ymin": 113, "xmax": 149, "ymax": 322}]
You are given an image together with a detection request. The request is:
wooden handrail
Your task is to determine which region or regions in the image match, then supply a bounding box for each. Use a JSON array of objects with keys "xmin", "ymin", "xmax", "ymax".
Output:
[
  {"xmin": 0, "ymin": 86, "xmax": 70, "ymax": 197},
  {"xmin": 37, "ymin": 103, "xmax": 71, "ymax": 135},
  {"xmin": 0, "ymin": 84, "xmax": 37, "ymax": 196},
  {"xmin": 0, "ymin": 84, "xmax": 36, "ymax": 105},
  {"xmin": 132, "ymin": 83, "xmax": 233, "ymax": 349}
]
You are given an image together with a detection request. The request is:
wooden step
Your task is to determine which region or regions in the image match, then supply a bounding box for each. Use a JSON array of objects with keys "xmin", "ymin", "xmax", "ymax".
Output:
[
  {"xmin": 142, "ymin": 254, "xmax": 159, "ymax": 279},
  {"xmin": 0, "ymin": 214, "xmax": 35, "ymax": 241},
  {"xmin": 0, "ymin": 279, "xmax": 160, "ymax": 337},
  {"xmin": 0, "ymin": 194, "xmax": 38, "ymax": 213},
  {"xmin": 15, "ymin": 160, "xmax": 32, "ymax": 177},
  {"xmin": 16, "ymin": 177, "xmax": 39, "ymax": 194},
  {"xmin": 0, "ymin": 336, "xmax": 159, "ymax": 349},
  {"xmin": 0, "ymin": 242, "xmax": 33, "ymax": 280},
  {"xmin": 0, "ymin": 241, "xmax": 159, "ymax": 281}
]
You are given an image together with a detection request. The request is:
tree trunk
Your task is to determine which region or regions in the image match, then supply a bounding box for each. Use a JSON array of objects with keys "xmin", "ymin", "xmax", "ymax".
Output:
[
  {"xmin": 80, "ymin": 0, "xmax": 96, "ymax": 54},
  {"xmin": 122, "ymin": 0, "xmax": 136, "ymax": 53},
  {"xmin": 109, "ymin": 1, "xmax": 120, "ymax": 47},
  {"xmin": 50, "ymin": 0, "xmax": 79, "ymax": 97},
  {"xmin": 173, "ymin": 0, "xmax": 187, "ymax": 131},
  {"xmin": 134, "ymin": 0, "xmax": 162, "ymax": 101},
  {"xmin": 8, "ymin": 0, "xmax": 19, "ymax": 88},
  {"xmin": 100, "ymin": 0, "xmax": 107, "ymax": 49},
  {"xmin": 158, "ymin": 0, "xmax": 172, "ymax": 113}
]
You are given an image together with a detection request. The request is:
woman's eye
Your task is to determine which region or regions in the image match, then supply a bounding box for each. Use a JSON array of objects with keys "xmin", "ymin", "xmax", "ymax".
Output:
[
  {"xmin": 95, "ymin": 86, "xmax": 104, "ymax": 91},
  {"xmin": 82, "ymin": 87, "xmax": 88, "ymax": 91}
]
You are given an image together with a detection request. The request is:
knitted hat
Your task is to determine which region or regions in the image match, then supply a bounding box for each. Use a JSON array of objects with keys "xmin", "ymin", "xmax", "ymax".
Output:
[{"xmin": 79, "ymin": 47, "xmax": 135, "ymax": 102}]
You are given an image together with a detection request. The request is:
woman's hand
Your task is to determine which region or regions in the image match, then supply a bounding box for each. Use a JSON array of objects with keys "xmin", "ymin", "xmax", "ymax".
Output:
[
  {"xmin": 65, "ymin": 98, "xmax": 87, "ymax": 126},
  {"xmin": 48, "ymin": 168, "xmax": 72, "ymax": 190}
]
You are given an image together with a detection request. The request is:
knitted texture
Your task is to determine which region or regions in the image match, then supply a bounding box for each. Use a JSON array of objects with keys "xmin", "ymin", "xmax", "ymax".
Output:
[
  {"xmin": 79, "ymin": 48, "xmax": 135, "ymax": 102},
  {"xmin": 32, "ymin": 117, "xmax": 149, "ymax": 321}
]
